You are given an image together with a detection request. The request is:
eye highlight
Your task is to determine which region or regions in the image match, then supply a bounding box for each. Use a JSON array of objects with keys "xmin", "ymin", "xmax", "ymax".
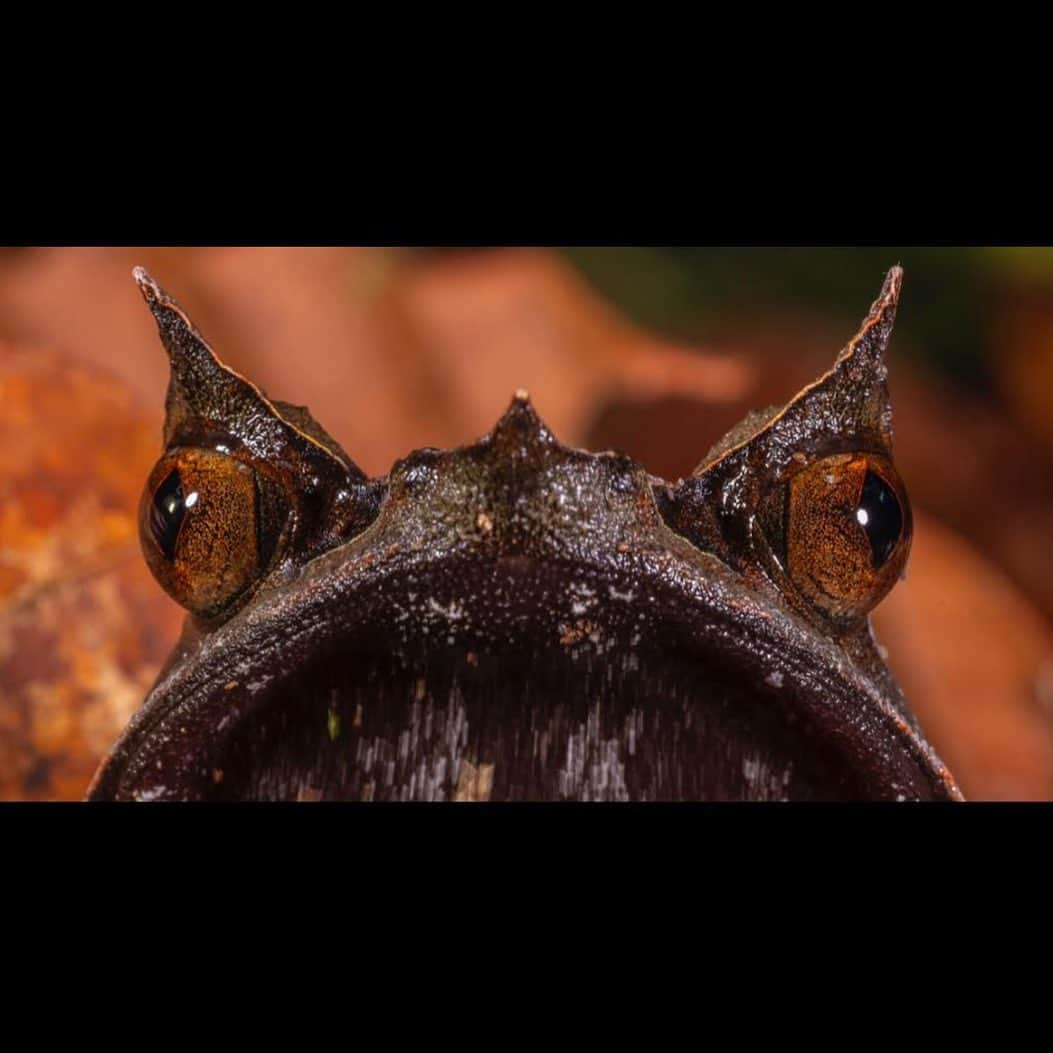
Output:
[
  {"xmin": 149, "ymin": 467, "xmax": 188, "ymax": 561},
  {"xmin": 139, "ymin": 447, "xmax": 289, "ymax": 619},
  {"xmin": 856, "ymin": 468, "xmax": 903, "ymax": 570},
  {"xmin": 758, "ymin": 453, "xmax": 912, "ymax": 623}
]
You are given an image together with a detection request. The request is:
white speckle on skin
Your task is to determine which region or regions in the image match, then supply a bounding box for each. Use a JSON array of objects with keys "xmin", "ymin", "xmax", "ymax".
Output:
[
  {"xmin": 135, "ymin": 786, "xmax": 166, "ymax": 802},
  {"xmin": 558, "ymin": 701, "xmax": 629, "ymax": 801},
  {"xmin": 428, "ymin": 597, "xmax": 464, "ymax": 621},
  {"xmin": 765, "ymin": 671, "xmax": 784, "ymax": 688},
  {"xmin": 568, "ymin": 582, "xmax": 596, "ymax": 618},
  {"xmin": 741, "ymin": 754, "xmax": 794, "ymax": 801}
]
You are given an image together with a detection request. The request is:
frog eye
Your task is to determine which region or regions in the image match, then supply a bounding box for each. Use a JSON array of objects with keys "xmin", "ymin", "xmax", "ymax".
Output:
[
  {"xmin": 139, "ymin": 447, "xmax": 289, "ymax": 619},
  {"xmin": 757, "ymin": 453, "xmax": 913, "ymax": 623}
]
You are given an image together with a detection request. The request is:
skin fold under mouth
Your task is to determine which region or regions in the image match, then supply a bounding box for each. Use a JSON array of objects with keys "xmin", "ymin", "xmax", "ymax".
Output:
[
  {"xmin": 193, "ymin": 642, "xmax": 874, "ymax": 802},
  {"xmin": 87, "ymin": 551, "xmax": 958, "ymax": 802}
]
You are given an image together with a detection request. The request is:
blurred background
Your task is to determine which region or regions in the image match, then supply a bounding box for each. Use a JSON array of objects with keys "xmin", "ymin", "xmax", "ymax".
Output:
[{"xmin": 2, "ymin": 246, "xmax": 1052, "ymax": 800}]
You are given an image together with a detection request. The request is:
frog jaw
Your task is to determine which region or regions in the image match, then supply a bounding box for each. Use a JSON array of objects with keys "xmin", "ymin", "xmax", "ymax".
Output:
[{"xmin": 87, "ymin": 397, "xmax": 961, "ymax": 802}]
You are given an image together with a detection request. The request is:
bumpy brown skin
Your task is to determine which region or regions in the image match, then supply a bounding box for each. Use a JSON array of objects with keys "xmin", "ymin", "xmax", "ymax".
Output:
[{"xmin": 87, "ymin": 267, "xmax": 962, "ymax": 802}]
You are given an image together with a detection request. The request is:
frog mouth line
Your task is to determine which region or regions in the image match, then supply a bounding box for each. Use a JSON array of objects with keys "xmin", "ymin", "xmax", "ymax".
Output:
[{"xmin": 87, "ymin": 553, "xmax": 961, "ymax": 802}]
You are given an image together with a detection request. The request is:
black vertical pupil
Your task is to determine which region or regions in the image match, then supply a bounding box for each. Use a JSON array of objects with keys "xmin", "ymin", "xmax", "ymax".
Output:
[
  {"xmin": 150, "ymin": 468, "xmax": 187, "ymax": 561},
  {"xmin": 858, "ymin": 469, "xmax": 902, "ymax": 569}
]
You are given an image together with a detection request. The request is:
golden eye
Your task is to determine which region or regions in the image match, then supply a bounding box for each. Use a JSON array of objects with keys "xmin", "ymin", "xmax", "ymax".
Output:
[
  {"xmin": 759, "ymin": 453, "xmax": 913, "ymax": 623},
  {"xmin": 139, "ymin": 447, "xmax": 287, "ymax": 618}
]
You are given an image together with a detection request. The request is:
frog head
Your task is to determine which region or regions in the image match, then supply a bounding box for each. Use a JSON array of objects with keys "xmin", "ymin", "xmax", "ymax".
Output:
[{"xmin": 87, "ymin": 266, "xmax": 960, "ymax": 801}]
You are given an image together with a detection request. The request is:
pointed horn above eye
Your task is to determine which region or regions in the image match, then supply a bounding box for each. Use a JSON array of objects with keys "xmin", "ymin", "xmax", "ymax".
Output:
[
  {"xmin": 816, "ymin": 262, "xmax": 902, "ymax": 452},
  {"xmin": 134, "ymin": 265, "xmax": 286, "ymax": 453},
  {"xmin": 134, "ymin": 265, "xmax": 271, "ymax": 449},
  {"xmin": 693, "ymin": 264, "xmax": 904, "ymax": 480},
  {"xmin": 661, "ymin": 267, "xmax": 907, "ymax": 564},
  {"xmin": 133, "ymin": 266, "xmax": 380, "ymax": 556},
  {"xmin": 837, "ymin": 263, "xmax": 902, "ymax": 370},
  {"xmin": 134, "ymin": 265, "xmax": 221, "ymax": 377},
  {"xmin": 132, "ymin": 266, "xmax": 363, "ymax": 480}
]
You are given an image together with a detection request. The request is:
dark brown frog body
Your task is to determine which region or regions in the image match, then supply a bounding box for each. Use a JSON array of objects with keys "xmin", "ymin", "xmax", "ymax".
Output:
[{"xmin": 87, "ymin": 266, "xmax": 962, "ymax": 801}]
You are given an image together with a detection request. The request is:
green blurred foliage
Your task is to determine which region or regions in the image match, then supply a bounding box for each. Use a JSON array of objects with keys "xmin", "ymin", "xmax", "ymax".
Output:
[{"xmin": 561, "ymin": 248, "xmax": 1053, "ymax": 391}]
